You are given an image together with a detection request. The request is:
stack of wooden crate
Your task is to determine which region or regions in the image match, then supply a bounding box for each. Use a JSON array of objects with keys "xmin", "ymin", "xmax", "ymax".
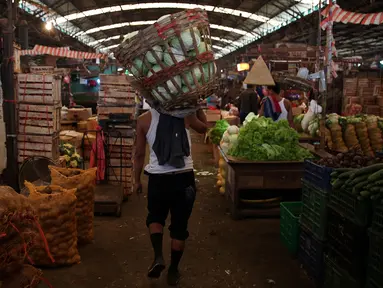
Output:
[
  {"xmin": 98, "ymin": 74, "xmax": 136, "ymax": 198},
  {"xmin": 16, "ymin": 74, "xmax": 61, "ymax": 165},
  {"xmin": 343, "ymin": 77, "xmax": 382, "ymax": 116},
  {"xmin": 97, "ymin": 74, "xmax": 136, "ymax": 120}
]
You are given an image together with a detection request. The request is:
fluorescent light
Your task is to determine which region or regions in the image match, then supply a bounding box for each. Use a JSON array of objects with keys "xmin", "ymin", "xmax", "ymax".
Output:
[
  {"xmin": 117, "ymin": 67, "xmax": 123, "ymax": 71},
  {"xmin": 45, "ymin": 21, "xmax": 53, "ymax": 30},
  {"xmin": 81, "ymin": 21, "xmax": 248, "ymax": 36},
  {"xmin": 54, "ymin": 3, "xmax": 269, "ymax": 24}
]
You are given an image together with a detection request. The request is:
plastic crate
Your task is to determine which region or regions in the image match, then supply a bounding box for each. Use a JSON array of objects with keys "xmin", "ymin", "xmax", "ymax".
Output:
[
  {"xmin": 298, "ymin": 226, "xmax": 325, "ymax": 285},
  {"xmin": 327, "ymin": 207, "xmax": 368, "ymax": 280},
  {"xmin": 300, "ymin": 179, "xmax": 328, "ymax": 241},
  {"xmin": 324, "ymin": 256, "xmax": 364, "ymax": 288},
  {"xmin": 280, "ymin": 202, "xmax": 302, "ymax": 255},
  {"xmin": 372, "ymin": 205, "xmax": 383, "ymax": 235},
  {"xmin": 328, "ymin": 188, "xmax": 372, "ymax": 227},
  {"xmin": 367, "ymin": 229, "xmax": 383, "ymax": 287},
  {"xmin": 303, "ymin": 160, "xmax": 332, "ymax": 192}
]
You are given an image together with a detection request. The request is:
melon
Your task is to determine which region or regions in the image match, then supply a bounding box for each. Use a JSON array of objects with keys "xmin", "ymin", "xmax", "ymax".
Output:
[
  {"xmin": 130, "ymin": 58, "xmax": 149, "ymax": 77},
  {"xmin": 188, "ymin": 41, "xmax": 212, "ymax": 57},
  {"xmin": 202, "ymin": 62, "xmax": 217, "ymax": 82},
  {"xmin": 147, "ymin": 65, "xmax": 163, "ymax": 78},
  {"xmin": 170, "ymin": 28, "xmax": 201, "ymax": 51},
  {"xmin": 163, "ymin": 47, "xmax": 185, "ymax": 66},
  {"xmin": 153, "ymin": 86, "xmax": 172, "ymax": 102},
  {"xmin": 145, "ymin": 45, "xmax": 164, "ymax": 65},
  {"xmin": 166, "ymin": 75, "xmax": 182, "ymax": 94},
  {"xmin": 182, "ymin": 84, "xmax": 196, "ymax": 93},
  {"xmin": 181, "ymin": 66, "xmax": 202, "ymax": 85}
]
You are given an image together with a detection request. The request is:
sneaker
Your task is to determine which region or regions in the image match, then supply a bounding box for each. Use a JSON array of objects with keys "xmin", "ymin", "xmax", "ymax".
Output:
[
  {"xmin": 167, "ymin": 268, "xmax": 181, "ymax": 286},
  {"xmin": 147, "ymin": 258, "xmax": 165, "ymax": 279}
]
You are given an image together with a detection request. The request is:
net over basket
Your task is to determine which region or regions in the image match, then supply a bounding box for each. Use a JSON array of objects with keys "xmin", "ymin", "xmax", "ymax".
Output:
[{"xmin": 114, "ymin": 9, "xmax": 218, "ymax": 116}]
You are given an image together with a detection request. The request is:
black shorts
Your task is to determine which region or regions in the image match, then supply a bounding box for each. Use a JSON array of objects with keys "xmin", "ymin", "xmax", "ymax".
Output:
[{"xmin": 146, "ymin": 171, "xmax": 196, "ymax": 241}]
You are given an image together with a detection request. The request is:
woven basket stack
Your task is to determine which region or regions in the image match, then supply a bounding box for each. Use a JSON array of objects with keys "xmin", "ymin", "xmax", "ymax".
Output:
[{"xmin": 114, "ymin": 9, "xmax": 217, "ymax": 117}]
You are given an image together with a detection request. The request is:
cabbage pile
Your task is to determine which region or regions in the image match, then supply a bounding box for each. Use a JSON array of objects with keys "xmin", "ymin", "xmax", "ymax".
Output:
[
  {"xmin": 128, "ymin": 14, "xmax": 216, "ymax": 103},
  {"xmin": 209, "ymin": 120, "xmax": 229, "ymax": 145},
  {"xmin": 228, "ymin": 117, "xmax": 312, "ymax": 161}
]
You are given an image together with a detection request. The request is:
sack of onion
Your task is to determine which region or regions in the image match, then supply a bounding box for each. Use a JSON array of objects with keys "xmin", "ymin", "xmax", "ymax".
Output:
[
  {"xmin": 343, "ymin": 124, "xmax": 360, "ymax": 150},
  {"xmin": 25, "ymin": 182, "xmax": 80, "ymax": 266},
  {"xmin": 355, "ymin": 122, "xmax": 374, "ymax": 156},
  {"xmin": 1, "ymin": 264, "xmax": 43, "ymax": 288},
  {"xmin": 49, "ymin": 166, "xmax": 97, "ymax": 244},
  {"xmin": 0, "ymin": 187, "xmax": 52, "ymax": 279}
]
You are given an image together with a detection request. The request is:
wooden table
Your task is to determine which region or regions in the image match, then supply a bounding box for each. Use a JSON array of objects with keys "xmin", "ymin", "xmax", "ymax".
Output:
[
  {"xmin": 220, "ymin": 148, "xmax": 304, "ymax": 219},
  {"xmin": 299, "ymin": 133, "xmax": 320, "ymax": 144}
]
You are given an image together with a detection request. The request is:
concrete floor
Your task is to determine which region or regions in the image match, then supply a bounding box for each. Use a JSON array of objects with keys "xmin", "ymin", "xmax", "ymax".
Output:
[{"xmin": 41, "ymin": 132, "xmax": 315, "ymax": 288}]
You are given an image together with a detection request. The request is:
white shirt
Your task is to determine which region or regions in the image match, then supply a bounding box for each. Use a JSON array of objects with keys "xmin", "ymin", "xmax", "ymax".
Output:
[
  {"xmin": 144, "ymin": 109, "xmax": 193, "ymax": 174},
  {"xmin": 277, "ymin": 98, "xmax": 288, "ymax": 122}
]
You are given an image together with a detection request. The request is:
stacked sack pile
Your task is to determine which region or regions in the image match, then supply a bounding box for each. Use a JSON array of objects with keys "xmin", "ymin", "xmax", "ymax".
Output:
[
  {"xmin": 25, "ymin": 182, "xmax": 80, "ymax": 266},
  {"xmin": 114, "ymin": 9, "xmax": 217, "ymax": 117},
  {"xmin": 49, "ymin": 166, "xmax": 97, "ymax": 244},
  {"xmin": 0, "ymin": 186, "xmax": 52, "ymax": 287}
]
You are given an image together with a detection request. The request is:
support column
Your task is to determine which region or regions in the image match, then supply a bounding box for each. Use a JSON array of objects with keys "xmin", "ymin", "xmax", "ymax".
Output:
[{"xmin": 1, "ymin": 0, "xmax": 19, "ymax": 190}]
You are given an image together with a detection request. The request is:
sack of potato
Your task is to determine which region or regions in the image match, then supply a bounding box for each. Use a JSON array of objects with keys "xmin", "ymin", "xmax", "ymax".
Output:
[
  {"xmin": 344, "ymin": 124, "xmax": 360, "ymax": 150},
  {"xmin": 49, "ymin": 166, "xmax": 97, "ymax": 244},
  {"xmin": 114, "ymin": 9, "xmax": 217, "ymax": 117},
  {"xmin": 329, "ymin": 123, "xmax": 348, "ymax": 152},
  {"xmin": 25, "ymin": 182, "xmax": 80, "ymax": 266},
  {"xmin": 0, "ymin": 186, "xmax": 52, "ymax": 279},
  {"xmin": 365, "ymin": 115, "xmax": 383, "ymax": 152},
  {"xmin": 355, "ymin": 122, "xmax": 374, "ymax": 156}
]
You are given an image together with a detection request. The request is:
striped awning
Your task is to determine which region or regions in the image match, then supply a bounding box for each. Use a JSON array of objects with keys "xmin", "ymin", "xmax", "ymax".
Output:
[
  {"xmin": 20, "ymin": 45, "xmax": 107, "ymax": 59},
  {"xmin": 321, "ymin": 4, "xmax": 383, "ymax": 27}
]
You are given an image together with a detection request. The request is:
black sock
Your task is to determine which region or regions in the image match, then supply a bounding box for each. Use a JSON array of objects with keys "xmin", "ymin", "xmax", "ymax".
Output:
[
  {"xmin": 150, "ymin": 233, "xmax": 163, "ymax": 260},
  {"xmin": 169, "ymin": 249, "xmax": 183, "ymax": 271}
]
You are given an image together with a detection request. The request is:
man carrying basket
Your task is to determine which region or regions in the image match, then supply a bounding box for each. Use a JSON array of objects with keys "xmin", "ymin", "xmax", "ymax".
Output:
[{"xmin": 134, "ymin": 107, "xmax": 207, "ymax": 285}]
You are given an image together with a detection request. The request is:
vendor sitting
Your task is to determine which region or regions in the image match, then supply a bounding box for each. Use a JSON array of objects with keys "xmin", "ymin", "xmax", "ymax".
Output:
[{"xmin": 259, "ymin": 83, "xmax": 294, "ymax": 127}]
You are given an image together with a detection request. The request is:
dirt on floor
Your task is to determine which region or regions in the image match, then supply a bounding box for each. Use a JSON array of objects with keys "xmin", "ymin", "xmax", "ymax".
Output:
[{"xmin": 40, "ymin": 133, "xmax": 315, "ymax": 288}]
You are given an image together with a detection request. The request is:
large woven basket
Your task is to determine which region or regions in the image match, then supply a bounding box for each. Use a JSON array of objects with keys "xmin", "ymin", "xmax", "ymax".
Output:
[{"xmin": 114, "ymin": 9, "xmax": 217, "ymax": 117}]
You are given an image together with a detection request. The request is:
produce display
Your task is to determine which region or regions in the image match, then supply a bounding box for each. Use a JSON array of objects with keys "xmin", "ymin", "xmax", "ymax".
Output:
[
  {"xmin": 60, "ymin": 143, "xmax": 83, "ymax": 168},
  {"xmin": 216, "ymin": 155, "xmax": 227, "ymax": 195},
  {"xmin": 220, "ymin": 125, "xmax": 239, "ymax": 154},
  {"xmin": 331, "ymin": 163, "xmax": 383, "ymax": 201},
  {"xmin": 208, "ymin": 120, "xmax": 229, "ymax": 145},
  {"xmin": 228, "ymin": 117, "xmax": 312, "ymax": 161},
  {"xmin": 315, "ymin": 148, "xmax": 381, "ymax": 168},
  {"xmin": 49, "ymin": 166, "xmax": 97, "ymax": 244},
  {"xmin": 25, "ymin": 182, "xmax": 80, "ymax": 266},
  {"xmin": 115, "ymin": 9, "xmax": 217, "ymax": 116},
  {"xmin": 295, "ymin": 113, "xmax": 383, "ymax": 155}
]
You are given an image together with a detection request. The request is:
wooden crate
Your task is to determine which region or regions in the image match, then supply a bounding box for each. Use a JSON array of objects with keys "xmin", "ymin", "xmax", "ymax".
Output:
[
  {"xmin": 363, "ymin": 105, "xmax": 380, "ymax": 115},
  {"xmin": 98, "ymin": 91, "xmax": 136, "ymax": 107},
  {"xmin": 97, "ymin": 107, "xmax": 135, "ymax": 120},
  {"xmin": 17, "ymin": 133, "xmax": 59, "ymax": 163},
  {"xmin": 17, "ymin": 74, "xmax": 61, "ymax": 105},
  {"xmin": 363, "ymin": 96, "xmax": 376, "ymax": 106},
  {"xmin": 30, "ymin": 66, "xmax": 55, "ymax": 74},
  {"xmin": 18, "ymin": 104, "xmax": 61, "ymax": 135}
]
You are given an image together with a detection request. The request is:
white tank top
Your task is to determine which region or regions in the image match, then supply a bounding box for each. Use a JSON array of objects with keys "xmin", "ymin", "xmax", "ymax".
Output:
[
  {"xmin": 144, "ymin": 109, "xmax": 193, "ymax": 174},
  {"xmin": 277, "ymin": 99, "xmax": 288, "ymax": 122}
]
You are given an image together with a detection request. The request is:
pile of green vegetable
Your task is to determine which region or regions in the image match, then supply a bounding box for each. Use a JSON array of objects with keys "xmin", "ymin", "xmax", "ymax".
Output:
[
  {"xmin": 331, "ymin": 163, "xmax": 383, "ymax": 201},
  {"xmin": 208, "ymin": 120, "xmax": 229, "ymax": 145},
  {"xmin": 228, "ymin": 117, "xmax": 312, "ymax": 161}
]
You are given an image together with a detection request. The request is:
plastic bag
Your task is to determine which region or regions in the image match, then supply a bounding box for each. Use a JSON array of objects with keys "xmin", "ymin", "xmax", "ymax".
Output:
[
  {"xmin": 301, "ymin": 100, "xmax": 322, "ymax": 131},
  {"xmin": 49, "ymin": 166, "xmax": 97, "ymax": 244},
  {"xmin": 25, "ymin": 182, "xmax": 80, "ymax": 266}
]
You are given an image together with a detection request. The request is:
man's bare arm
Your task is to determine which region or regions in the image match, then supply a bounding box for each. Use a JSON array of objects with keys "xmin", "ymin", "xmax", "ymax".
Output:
[
  {"xmin": 185, "ymin": 113, "xmax": 208, "ymax": 134},
  {"xmin": 134, "ymin": 117, "xmax": 147, "ymax": 188},
  {"xmin": 196, "ymin": 108, "xmax": 207, "ymax": 124}
]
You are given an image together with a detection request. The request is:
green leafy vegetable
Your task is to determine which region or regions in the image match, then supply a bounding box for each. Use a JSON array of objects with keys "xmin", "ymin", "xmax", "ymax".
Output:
[
  {"xmin": 228, "ymin": 117, "xmax": 312, "ymax": 161},
  {"xmin": 209, "ymin": 120, "xmax": 229, "ymax": 145}
]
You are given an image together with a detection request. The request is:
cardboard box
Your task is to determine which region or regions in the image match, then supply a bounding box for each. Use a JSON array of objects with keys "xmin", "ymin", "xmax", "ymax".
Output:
[{"xmin": 67, "ymin": 108, "xmax": 92, "ymax": 121}]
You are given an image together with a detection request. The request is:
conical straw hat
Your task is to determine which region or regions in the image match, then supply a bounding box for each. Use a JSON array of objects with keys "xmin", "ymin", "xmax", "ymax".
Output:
[{"xmin": 244, "ymin": 56, "xmax": 275, "ymax": 86}]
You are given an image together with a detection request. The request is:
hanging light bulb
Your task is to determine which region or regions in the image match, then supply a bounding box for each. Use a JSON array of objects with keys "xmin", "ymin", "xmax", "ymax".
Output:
[{"xmin": 45, "ymin": 21, "xmax": 53, "ymax": 31}]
